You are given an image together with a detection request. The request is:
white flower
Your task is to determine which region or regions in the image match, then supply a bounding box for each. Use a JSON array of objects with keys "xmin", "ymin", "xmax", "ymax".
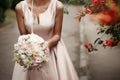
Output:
[
  {"xmin": 13, "ymin": 33, "xmax": 49, "ymax": 70},
  {"xmin": 27, "ymin": 50, "xmax": 33, "ymax": 56},
  {"xmin": 39, "ymin": 51, "xmax": 44, "ymax": 56},
  {"xmin": 34, "ymin": 57, "xmax": 43, "ymax": 63},
  {"xmin": 18, "ymin": 50, "xmax": 24, "ymax": 54},
  {"xmin": 20, "ymin": 54, "xmax": 26, "ymax": 60},
  {"xmin": 22, "ymin": 58, "xmax": 29, "ymax": 64}
]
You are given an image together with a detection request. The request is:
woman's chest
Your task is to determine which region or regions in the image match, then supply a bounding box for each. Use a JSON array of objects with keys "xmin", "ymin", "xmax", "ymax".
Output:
[{"xmin": 24, "ymin": 11, "xmax": 55, "ymax": 31}]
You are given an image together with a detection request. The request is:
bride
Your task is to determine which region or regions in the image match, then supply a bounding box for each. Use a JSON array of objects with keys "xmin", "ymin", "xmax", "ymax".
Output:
[{"xmin": 12, "ymin": 0, "xmax": 79, "ymax": 80}]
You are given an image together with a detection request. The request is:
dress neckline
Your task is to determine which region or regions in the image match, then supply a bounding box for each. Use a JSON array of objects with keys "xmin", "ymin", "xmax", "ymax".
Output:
[{"xmin": 25, "ymin": 0, "xmax": 52, "ymax": 24}]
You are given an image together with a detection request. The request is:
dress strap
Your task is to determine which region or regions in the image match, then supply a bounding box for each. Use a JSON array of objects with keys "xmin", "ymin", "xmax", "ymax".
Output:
[
  {"xmin": 20, "ymin": 0, "xmax": 34, "ymax": 33},
  {"xmin": 31, "ymin": 0, "xmax": 34, "ymax": 33},
  {"xmin": 20, "ymin": 1, "xmax": 27, "ymax": 16},
  {"xmin": 49, "ymin": 0, "xmax": 57, "ymax": 20}
]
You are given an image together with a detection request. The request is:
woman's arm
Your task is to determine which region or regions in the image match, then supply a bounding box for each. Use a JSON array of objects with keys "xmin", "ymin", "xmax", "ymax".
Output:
[
  {"xmin": 47, "ymin": 1, "xmax": 64, "ymax": 48},
  {"xmin": 15, "ymin": 3, "xmax": 28, "ymax": 35}
]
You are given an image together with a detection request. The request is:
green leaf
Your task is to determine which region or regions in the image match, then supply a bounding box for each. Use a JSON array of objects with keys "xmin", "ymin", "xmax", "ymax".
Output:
[
  {"xmin": 97, "ymin": 29, "xmax": 105, "ymax": 34},
  {"xmin": 94, "ymin": 38, "xmax": 100, "ymax": 44},
  {"xmin": 64, "ymin": 8, "xmax": 69, "ymax": 15},
  {"xmin": 84, "ymin": 0, "xmax": 92, "ymax": 5},
  {"xmin": 93, "ymin": 48, "xmax": 98, "ymax": 51},
  {"xmin": 98, "ymin": 40, "xmax": 104, "ymax": 44}
]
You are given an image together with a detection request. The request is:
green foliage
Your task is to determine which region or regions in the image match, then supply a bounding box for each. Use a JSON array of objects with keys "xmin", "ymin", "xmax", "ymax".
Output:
[
  {"xmin": 94, "ymin": 38, "xmax": 104, "ymax": 45},
  {"xmin": 64, "ymin": 8, "xmax": 69, "ymax": 15},
  {"xmin": 106, "ymin": 22, "xmax": 120, "ymax": 41},
  {"xmin": 0, "ymin": 0, "xmax": 12, "ymax": 23},
  {"xmin": 60, "ymin": 0, "xmax": 69, "ymax": 3},
  {"xmin": 0, "ymin": 0, "xmax": 22, "ymax": 23},
  {"xmin": 0, "ymin": 7, "xmax": 5, "ymax": 23},
  {"xmin": 0, "ymin": 0, "xmax": 12, "ymax": 9},
  {"xmin": 60, "ymin": 0, "xmax": 82, "ymax": 5},
  {"xmin": 69, "ymin": 0, "xmax": 77, "ymax": 4},
  {"xmin": 11, "ymin": 0, "xmax": 23, "ymax": 10},
  {"xmin": 84, "ymin": 0, "xmax": 92, "ymax": 7},
  {"xmin": 114, "ymin": 0, "xmax": 120, "ymax": 3},
  {"xmin": 97, "ymin": 29, "xmax": 105, "ymax": 34}
]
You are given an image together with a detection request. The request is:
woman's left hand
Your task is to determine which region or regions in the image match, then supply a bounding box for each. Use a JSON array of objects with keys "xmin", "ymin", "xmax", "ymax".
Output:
[{"xmin": 41, "ymin": 41, "xmax": 49, "ymax": 49}]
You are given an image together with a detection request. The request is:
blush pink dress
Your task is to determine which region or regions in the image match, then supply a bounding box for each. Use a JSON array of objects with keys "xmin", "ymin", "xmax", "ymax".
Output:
[{"xmin": 12, "ymin": 0, "xmax": 79, "ymax": 80}]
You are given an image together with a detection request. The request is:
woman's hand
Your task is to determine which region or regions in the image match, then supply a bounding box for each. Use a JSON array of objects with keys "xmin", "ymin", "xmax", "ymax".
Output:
[
  {"xmin": 41, "ymin": 41, "xmax": 49, "ymax": 49},
  {"xmin": 41, "ymin": 41, "xmax": 50, "ymax": 54}
]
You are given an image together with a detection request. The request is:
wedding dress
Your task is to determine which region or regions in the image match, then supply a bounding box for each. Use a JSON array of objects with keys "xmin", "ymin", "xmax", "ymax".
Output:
[{"xmin": 12, "ymin": 0, "xmax": 79, "ymax": 80}]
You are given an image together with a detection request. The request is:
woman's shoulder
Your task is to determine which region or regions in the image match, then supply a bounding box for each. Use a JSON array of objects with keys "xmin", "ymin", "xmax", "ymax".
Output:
[
  {"xmin": 15, "ymin": 1, "xmax": 24, "ymax": 16},
  {"xmin": 56, "ymin": 0, "xmax": 64, "ymax": 10},
  {"xmin": 15, "ymin": 1, "xmax": 23, "ymax": 12}
]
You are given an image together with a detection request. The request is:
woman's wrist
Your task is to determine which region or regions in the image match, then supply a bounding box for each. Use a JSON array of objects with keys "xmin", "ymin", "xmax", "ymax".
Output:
[
  {"xmin": 46, "ymin": 41, "xmax": 50, "ymax": 48},
  {"xmin": 43, "ymin": 41, "xmax": 48, "ymax": 48},
  {"xmin": 41, "ymin": 41, "xmax": 49, "ymax": 50}
]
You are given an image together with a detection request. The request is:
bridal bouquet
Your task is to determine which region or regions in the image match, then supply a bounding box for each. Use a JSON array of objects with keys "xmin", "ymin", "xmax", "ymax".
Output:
[
  {"xmin": 75, "ymin": 0, "xmax": 120, "ymax": 52},
  {"xmin": 13, "ymin": 33, "xmax": 49, "ymax": 70}
]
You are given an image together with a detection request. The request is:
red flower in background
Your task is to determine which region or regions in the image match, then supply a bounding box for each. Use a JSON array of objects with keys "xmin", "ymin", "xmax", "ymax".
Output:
[
  {"xmin": 103, "ymin": 38, "xmax": 118, "ymax": 48},
  {"xmin": 92, "ymin": 0, "xmax": 119, "ymax": 25},
  {"xmin": 91, "ymin": 0, "xmax": 106, "ymax": 6},
  {"xmin": 85, "ymin": 8, "xmax": 93, "ymax": 14},
  {"xmin": 100, "ymin": 0, "xmax": 106, "ymax": 5},
  {"xmin": 75, "ymin": 0, "xmax": 120, "ymax": 52},
  {"xmin": 74, "ymin": 12, "xmax": 86, "ymax": 22},
  {"xmin": 93, "ymin": 11, "xmax": 113, "ymax": 24},
  {"xmin": 91, "ymin": 0, "xmax": 101, "ymax": 5},
  {"xmin": 84, "ymin": 43, "xmax": 93, "ymax": 52}
]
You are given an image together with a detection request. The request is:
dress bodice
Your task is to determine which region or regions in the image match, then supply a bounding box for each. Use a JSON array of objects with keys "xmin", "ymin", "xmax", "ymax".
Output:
[{"xmin": 20, "ymin": 0, "xmax": 57, "ymax": 40}]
